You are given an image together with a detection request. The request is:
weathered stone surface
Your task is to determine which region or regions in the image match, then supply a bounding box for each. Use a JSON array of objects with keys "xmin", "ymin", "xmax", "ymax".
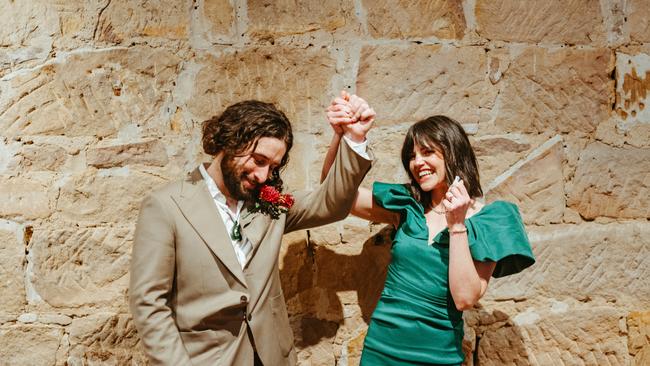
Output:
[
  {"xmin": 462, "ymin": 324, "xmax": 476, "ymax": 366},
  {"xmin": 17, "ymin": 312, "xmax": 38, "ymax": 323},
  {"xmin": 202, "ymin": 0, "xmax": 235, "ymax": 37},
  {"xmin": 279, "ymin": 231, "xmax": 313, "ymax": 304},
  {"xmin": 0, "ymin": 0, "xmax": 55, "ymax": 73},
  {"xmin": 313, "ymin": 226, "xmax": 390, "ymax": 320},
  {"xmin": 296, "ymin": 342, "xmax": 337, "ymax": 366},
  {"xmin": 357, "ymin": 45, "xmax": 498, "ymax": 127},
  {"xmin": 0, "ymin": 221, "xmax": 26, "ymax": 315},
  {"xmin": 94, "ymin": 0, "xmax": 190, "ymax": 44},
  {"xmin": 248, "ymin": 0, "xmax": 356, "ymax": 39},
  {"xmin": 29, "ymin": 226, "xmax": 132, "ymax": 309},
  {"xmin": 17, "ymin": 143, "xmax": 68, "ymax": 171},
  {"xmin": 485, "ymin": 136, "xmax": 565, "ymax": 225},
  {"xmin": 344, "ymin": 330, "xmax": 367, "ymax": 366},
  {"xmin": 39, "ymin": 313, "xmax": 73, "ymax": 326},
  {"xmin": 283, "ymin": 132, "xmax": 313, "ymax": 190},
  {"xmin": 560, "ymin": 132, "xmax": 590, "ymax": 179},
  {"xmin": 364, "ymin": 0, "xmax": 466, "ymax": 39},
  {"xmin": 0, "ymin": 138, "xmax": 22, "ymax": 174},
  {"xmin": 496, "ymin": 47, "xmax": 614, "ymax": 134},
  {"xmin": 187, "ymin": 48, "xmax": 336, "ymax": 134},
  {"xmin": 628, "ymin": 311, "xmax": 650, "ymax": 366},
  {"xmin": 628, "ymin": 0, "xmax": 650, "ymax": 43},
  {"xmin": 477, "ymin": 306, "xmax": 629, "ymax": 365},
  {"xmin": 46, "ymin": 2, "xmax": 100, "ymax": 50},
  {"xmin": 473, "ymin": 135, "xmax": 531, "ymax": 157},
  {"xmin": 485, "ymin": 48, "xmax": 511, "ymax": 87},
  {"xmin": 56, "ymin": 168, "xmax": 167, "ymax": 224},
  {"xmin": 568, "ymin": 142, "xmax": 650, "ymax": 219},
  {"xmin": 87, "ymin": 138, "xmax": 169, "ymax": 168},
  {"xmin": 305, "ymin": 126, "xmax": 407, "ymax": 189},
  {"xmin": 486, "ymin": 222, "xmax": 650, "ymax": 306},
  {"xmin": 68, "ymin": 313, "xmax": 148, "ymax": 365},
  {"xmin": 12, "ymin": 312, "xmax": 74, "ymax": 326},
  {"xmin": 280, "ymin": 225, "xmax": 391, "ymax": 364},
  {"xmin": 0, "ymin": 325, "xmax": 63, "ymax": 366},
  {"xmin": 476, "ymin": 0, "xmax": 606, "ymax": 45},
  {"xmin": 5, "ymin": 135, "xmax": 94, "ymax": 173},
  {"xmin": 596, "ymin": 118, "xmax": 650, "ymax": 148},
  {"xmin": 363, "ymin": 126, "xmax": 411, "ymax": 187},
  {"xmin": 0, "ymin": 47, "xmax": 181, "ymax": 138},
  {"xmin": 614, "ymin": 52, "xmax": 650, "ymax": 124},
  {"xmin": 0, "ymin": 1, "xmax": 648, "ymax": 364},
  {"xmin": 473, "ymin": 134, "xmax": 535, "ymax": 188},
  {"xmin": 0, "ymin": 175, "xmax": 54, "ymax": 219}
]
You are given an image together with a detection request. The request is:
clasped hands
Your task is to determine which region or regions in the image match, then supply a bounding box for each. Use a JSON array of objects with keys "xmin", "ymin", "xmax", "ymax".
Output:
[{"xmin": 326, "ymin": 90, "xmax": 376, "ymax": 143}]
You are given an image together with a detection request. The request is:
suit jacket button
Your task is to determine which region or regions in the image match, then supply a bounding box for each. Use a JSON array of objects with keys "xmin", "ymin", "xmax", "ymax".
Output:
[
  {"xmin": 240, "ymin": 295, "xmax": 247, "ymax": 304},
  {"xmin": 247, "ymin": 314, "xmax": 252, "ymax": 321}
]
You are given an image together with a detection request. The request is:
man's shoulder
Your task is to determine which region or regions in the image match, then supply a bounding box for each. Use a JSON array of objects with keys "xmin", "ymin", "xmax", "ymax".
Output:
[
  {"xmin": 147, "ymin": 168, "xmax": 200, "ymax": 201},
  {"xmin": 149, "ymin": 179, "xmax": 183, "ymax": 198}
]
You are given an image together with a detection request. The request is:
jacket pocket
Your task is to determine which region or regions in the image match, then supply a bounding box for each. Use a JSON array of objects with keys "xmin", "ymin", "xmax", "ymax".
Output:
[
  {"xmin": 270, "ymin": 293, "xmax": 295, "ymax": 357},
  {"xmin": 179, "ymin": 329, "xmax": 229, "ymax": 364}
]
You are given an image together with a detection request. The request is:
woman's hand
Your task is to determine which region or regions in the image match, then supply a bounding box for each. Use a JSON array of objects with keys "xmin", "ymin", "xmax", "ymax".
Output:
[
  {"xmin": 442, "ymin": 178, "xmax": 472, "ymax": 231},
  {"xmin": 341, "ymin": 93, "xmax": 375, "ymax": 143},
  {"xmin": 326, "ymin": 90, "xmax": 354, "ymax": 136}
]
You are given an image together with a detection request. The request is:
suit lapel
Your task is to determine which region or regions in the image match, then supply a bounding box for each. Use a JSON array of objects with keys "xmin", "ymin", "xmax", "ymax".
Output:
[{"xmin": 172, "ymin": 167, "xmax": 247, "ymax": 288}]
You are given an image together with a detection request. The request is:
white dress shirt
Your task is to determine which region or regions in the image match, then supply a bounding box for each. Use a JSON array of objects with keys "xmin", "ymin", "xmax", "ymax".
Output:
[
  {"xmin": 199, "ymin": 164, "xmax": 252, "ymax": 268},
  {"xmin": 199, "ymin": 136, "xmax": 368, "ymax": 268}
]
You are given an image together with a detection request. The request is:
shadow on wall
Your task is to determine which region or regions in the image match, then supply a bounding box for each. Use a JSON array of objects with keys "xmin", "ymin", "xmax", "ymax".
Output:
[
  {"xmin": 279, "ymin": 226, "xmax": 393, "ymax": 348},
  {"xmin": 463, "ymin": 305, "xmax": 530, "ymax": 366},
  {"xmin": 279, "ymin": 226, "xmax": 532, "ymax": 365}
]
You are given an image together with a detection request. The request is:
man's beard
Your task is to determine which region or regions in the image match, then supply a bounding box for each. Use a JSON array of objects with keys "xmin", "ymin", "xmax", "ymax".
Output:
[{"xmin": 221, "ymin": 153, "xmax": 259, "ymax": 203}]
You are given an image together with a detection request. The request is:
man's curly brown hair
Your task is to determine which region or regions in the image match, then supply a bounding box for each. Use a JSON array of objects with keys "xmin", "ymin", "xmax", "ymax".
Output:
[{"xmin": 202, "ymin": 100, "xmax": 293, "ymax": 184}]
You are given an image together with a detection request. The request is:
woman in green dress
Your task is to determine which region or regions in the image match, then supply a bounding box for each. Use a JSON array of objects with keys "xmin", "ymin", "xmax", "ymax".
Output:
[{"xmin": 323, "ymin": 92, "xmax": 535, "ymax": 365}]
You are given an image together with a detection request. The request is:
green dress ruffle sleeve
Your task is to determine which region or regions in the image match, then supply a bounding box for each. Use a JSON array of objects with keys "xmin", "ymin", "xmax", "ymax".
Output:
[{"xmin": 373, "ymin": 182, "xmax": 535, "ymax": 277}]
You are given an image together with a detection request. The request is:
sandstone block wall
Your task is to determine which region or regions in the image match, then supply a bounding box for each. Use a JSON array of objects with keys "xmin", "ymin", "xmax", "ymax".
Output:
[{"xmin": 1, "ymin": 0, "xmax": 648, "ymax": 365}]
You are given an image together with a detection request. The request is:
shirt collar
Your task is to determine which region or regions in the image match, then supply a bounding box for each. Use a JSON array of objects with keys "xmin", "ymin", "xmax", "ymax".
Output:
[{"xmin": 199, "ymin": 164, "xmax": 243, "ymax": 213}]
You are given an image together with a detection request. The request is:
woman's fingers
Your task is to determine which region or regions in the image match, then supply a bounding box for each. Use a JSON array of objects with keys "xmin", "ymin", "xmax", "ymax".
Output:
[
  {"xmin": 327, "ymin": 104, "xmax": 353, "ymax": 116},
  {"xmin": 456, "ymin": 179, "xmax": 469, "ymax": 198},
  {"xmin": 448, "ymin": 185, "xmax": 462, "ymax": 199},
  {"xmin": 327, "ymin": 109, "xmax": 353, "ymax": 118},
  {"xmin": 327, "ymin": 109, "xmax": 355, "ymax": 121},
  {"xmin": 327, "ymin": 115, "xmax": 355, "ymax": 124},
  {"xmin": 445, "ymin": 181, "xmax": 471, "ymax": 211},
  {"xmin": 442, "ymin": 198, "xmax": 453, "ymax": 210},
  {"xmin": 327, "ymin": 103, "xmax": 353, "ymax": 118},
  {"xmin": 332, "ymin": 97, "xmax": 350, "ymax": 107}
]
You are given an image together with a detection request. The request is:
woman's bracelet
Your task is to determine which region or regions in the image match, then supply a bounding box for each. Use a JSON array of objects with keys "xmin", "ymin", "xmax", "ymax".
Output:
[{"xmin": 449, "ymin": 226, "xmax": 468, "ymax": 235}]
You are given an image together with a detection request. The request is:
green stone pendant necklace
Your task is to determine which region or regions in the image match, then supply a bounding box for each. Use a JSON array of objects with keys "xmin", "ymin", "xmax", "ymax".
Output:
[{"xmin": 230, "ymin": 221, "xmax": 242, "ymax": 241}]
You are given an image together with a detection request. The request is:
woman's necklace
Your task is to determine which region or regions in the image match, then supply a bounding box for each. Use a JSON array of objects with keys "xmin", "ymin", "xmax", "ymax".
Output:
[{"xmin": 431, "ymin": 205, "xmax": 446, "ymax": 215}]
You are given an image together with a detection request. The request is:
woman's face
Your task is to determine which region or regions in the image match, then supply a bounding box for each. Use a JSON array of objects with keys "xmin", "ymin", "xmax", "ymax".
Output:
[{"xmin": 409, "ymin": 143, "xmax": 447, "ymax": 192}]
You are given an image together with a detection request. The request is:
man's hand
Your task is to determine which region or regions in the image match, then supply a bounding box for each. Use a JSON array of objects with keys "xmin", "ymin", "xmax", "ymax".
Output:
[{"xmin": 326, "ymin": 90, "xmax": 375, "ymax": 143}]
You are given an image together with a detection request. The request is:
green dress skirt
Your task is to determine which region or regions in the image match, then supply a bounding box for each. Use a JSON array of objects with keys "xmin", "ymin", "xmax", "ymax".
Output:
[{"xmin": 360, "ymin": 182, "xmax": 535, "ymax": 365}]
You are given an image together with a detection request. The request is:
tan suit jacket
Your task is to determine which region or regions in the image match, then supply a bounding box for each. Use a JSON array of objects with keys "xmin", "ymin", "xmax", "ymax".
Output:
[{"xmin": 129, "ymin": 141, "xmax": 372, "ymax": 365}]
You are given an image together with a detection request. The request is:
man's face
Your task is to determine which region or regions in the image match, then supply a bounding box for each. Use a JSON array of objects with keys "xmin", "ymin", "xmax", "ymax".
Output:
[{"xmin": 221, "ymin": 137, "xmax": 287, "ymax": 202}]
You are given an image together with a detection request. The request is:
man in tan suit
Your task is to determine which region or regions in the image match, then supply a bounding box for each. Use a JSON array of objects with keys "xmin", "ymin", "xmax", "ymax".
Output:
[{"xmin": 129, "ymin": 98, "xmax": 374, "ymax": 365}]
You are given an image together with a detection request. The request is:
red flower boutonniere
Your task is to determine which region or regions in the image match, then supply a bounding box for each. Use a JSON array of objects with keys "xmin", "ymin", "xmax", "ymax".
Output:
[{"xmin": 249, "ymin": 185, "xmax": 294, "ymax": 219}]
